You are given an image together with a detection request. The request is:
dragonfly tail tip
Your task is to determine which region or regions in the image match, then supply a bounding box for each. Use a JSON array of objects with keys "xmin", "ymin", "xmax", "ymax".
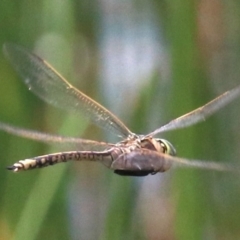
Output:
[{"xmin": 6, "ymin": 165, "xmax": 19, "ymax": 172}]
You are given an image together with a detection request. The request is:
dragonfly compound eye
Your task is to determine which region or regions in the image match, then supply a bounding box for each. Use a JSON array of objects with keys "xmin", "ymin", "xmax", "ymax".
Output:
[{"xmin": 157, "ymin": 139, "xmax": 176, "ymax": 156}]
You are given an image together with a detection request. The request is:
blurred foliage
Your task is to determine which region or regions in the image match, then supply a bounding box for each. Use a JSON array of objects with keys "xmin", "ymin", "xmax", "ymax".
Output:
[{"xmin": 1, "ymin": 1, "xmax": 240, "ymax": 240}]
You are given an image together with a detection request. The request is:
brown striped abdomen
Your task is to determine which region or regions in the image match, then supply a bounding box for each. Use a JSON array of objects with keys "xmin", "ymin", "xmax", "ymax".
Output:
[{"xmin": 7, "ymin": 150, "xmax": 113, "ymax": 172}]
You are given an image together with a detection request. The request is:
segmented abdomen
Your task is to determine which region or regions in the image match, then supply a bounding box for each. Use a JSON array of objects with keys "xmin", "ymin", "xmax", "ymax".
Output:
[{"xmin": 7, "ymin": 150, "xmax": 113, "ymax": 172}]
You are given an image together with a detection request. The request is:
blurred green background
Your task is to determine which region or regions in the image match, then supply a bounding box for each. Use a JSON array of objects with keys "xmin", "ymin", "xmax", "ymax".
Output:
[{"xmin": 1, "ymin": 1, "xmax": 240, "ymax": 240}]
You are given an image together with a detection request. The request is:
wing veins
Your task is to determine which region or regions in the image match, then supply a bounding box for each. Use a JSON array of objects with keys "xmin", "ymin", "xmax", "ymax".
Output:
[
  {"xmin": 0, "ymin": 121, "xmax": 113, "ymax": 150},
  {"xmin": 3, "ymin": 43, "xmax": 132, "ymax": 138},
  {"xmin": 147, "ymin": 85, "xmax": 240, "ymax": 137}
]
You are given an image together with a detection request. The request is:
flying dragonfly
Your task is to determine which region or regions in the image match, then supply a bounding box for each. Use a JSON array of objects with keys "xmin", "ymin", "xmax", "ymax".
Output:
[{"xmin": 2, "ymin": 43, "xmax": 240, "ymax": 176}]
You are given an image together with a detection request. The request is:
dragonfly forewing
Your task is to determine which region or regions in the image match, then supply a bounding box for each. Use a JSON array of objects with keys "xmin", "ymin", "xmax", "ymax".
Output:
[
  {"xmin": 148, "ymin": 86, "xmax": 240, "ymax": 137},
  {"xmin": 3, "ymin": 43, "xmax": 132, "ymax": 138}
]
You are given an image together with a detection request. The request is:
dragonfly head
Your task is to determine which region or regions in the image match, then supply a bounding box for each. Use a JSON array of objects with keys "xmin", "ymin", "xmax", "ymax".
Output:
[{"xmin": 156, "ymin": 138, "xmax": 176, "ymax": 156}]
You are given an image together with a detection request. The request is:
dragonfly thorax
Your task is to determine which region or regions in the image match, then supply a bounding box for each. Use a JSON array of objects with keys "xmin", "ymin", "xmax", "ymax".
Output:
[
  {"xmin": 111, "ymin": 137, "xmax": 176, "ymax": 177},
  {"xmin": 118, "ymin": 135, "xmax": 177, "ymax": 157}
]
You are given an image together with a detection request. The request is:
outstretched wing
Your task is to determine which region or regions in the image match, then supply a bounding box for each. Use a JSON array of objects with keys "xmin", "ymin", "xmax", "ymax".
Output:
[
  {"xmin": 0, "ymin": 121, "xmax": 113, "ymax": 151},
  {"xmin": 3, "ymin": 43, "xmax": 132, "ymax": 138},
  {"xmin": 111, "ymin": 149, "xmax": 238, "ymax": 173},
  {"xmin": 147, "ymin": 86, "xmax": 240, "ymax": 137}
]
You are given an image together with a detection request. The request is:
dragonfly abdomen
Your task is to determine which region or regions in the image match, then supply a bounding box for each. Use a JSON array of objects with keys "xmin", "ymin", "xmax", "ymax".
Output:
[{"xmin": 7, "ymin": 150, "xmax": 113, "ymax": 172}]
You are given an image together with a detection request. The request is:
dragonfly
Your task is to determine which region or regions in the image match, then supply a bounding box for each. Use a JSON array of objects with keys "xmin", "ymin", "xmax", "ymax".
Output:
[{"xmin": 2, "ymin": 43, "xmax": 240, "ymax": 176}]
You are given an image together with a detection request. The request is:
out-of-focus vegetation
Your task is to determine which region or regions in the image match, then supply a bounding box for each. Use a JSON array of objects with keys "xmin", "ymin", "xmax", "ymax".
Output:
[{"xmin": 0, "ymin": 1, "xmax": 240, "ymax": 240}]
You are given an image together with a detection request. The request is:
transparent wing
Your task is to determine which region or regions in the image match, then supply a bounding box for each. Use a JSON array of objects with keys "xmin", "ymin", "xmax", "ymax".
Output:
[
  {"xmin": 0, "ymin": 121, "xmax": 114, "ymax": 151},
  {"xmin": 112, "ymin": 149, "xmax": 239, "ymax": 173},
  {"xmin": 147, "ymin": 85, "xmax": 240, "ymax": 137},
  {"xmin": 3, "ymin": 43, "xmax": 132, "ymax": 138}
]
